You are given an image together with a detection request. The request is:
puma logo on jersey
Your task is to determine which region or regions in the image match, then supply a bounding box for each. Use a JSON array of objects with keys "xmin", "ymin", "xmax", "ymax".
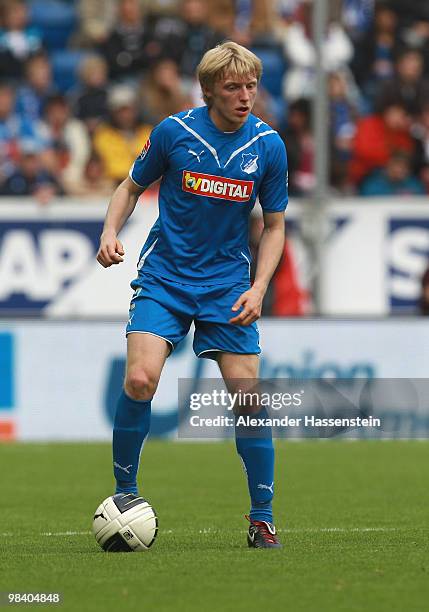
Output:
[
  {"xmin": 182, "ymin": 171, "xmax": 253, "ymax": 202},
  {"xmin": 183, "ymin": 109, "xmax": 195, "ymax": 120},
  {"xmin": 188, "ymin": 148, "xmax": 205, "ymax": 162}
]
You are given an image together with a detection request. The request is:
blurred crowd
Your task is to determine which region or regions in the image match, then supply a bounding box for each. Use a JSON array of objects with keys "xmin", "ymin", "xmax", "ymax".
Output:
[{"xmin": 1, "ymin": 0, "xmax": 429, "ymax": 204}]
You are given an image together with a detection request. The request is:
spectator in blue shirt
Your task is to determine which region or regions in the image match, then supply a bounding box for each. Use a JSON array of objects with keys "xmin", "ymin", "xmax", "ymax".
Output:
[
  {"xmin": 0, "ymin": 82, "xmax": 48, "ymax": 184},
  {"xmin": 0, "ymin": 0, "xmax": 43, "ymax": 81},
  {"xmin": 0, "ymin": 138, "xmax": 63, "ymax": 202},
  {"xmin": 360, "ymin": 150, "xmax": 426, "ymax": 196},
  {"xmin": 15, "ymin": 52, "xmax": 57, "ymax": 122}
]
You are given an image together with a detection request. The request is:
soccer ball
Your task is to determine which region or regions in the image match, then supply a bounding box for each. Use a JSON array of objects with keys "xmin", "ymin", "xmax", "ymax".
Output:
[{"xmin": 92, "ymin": 493, "xmax": 158, "ymax": 552}]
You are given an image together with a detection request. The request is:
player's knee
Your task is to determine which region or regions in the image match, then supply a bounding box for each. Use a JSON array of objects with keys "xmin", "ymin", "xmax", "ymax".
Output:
[{"xmin": 125, "ymin": 368, "xmax": 159, "ymax": 400}]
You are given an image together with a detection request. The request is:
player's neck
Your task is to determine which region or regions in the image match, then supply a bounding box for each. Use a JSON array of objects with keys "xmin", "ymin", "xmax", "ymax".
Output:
[{"xmin": 208, "ymin": 106, "xmax": 247, "ymax": 133}]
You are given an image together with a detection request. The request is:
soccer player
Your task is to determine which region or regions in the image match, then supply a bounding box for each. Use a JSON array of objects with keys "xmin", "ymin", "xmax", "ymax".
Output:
[{"xmin": 97, "ymin": 42, "xmax": 288, "ymax": 548}]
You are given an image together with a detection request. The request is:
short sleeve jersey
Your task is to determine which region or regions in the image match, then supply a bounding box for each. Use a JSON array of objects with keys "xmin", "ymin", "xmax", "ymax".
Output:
[{"xmin": 129, "ymin": 106, "xmax": 288, "ymax": 285}]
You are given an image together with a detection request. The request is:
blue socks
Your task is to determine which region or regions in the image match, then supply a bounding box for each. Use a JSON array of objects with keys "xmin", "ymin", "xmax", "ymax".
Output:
[
  {"xmin": 235, "ymin": 410, "xmax": 274, "ymax": 523},
  {"xmin": 113, "ymin": 391, "xmax": 275, "ymax": 522},
  {"xmin": 112, "ymin": 391, "xmax": 151, "ymax": 495}
]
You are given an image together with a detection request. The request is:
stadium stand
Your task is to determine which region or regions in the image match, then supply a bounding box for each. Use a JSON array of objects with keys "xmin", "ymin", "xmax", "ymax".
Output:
[
  {"xmin": 28, "ymin": 0, "xmax": 77, "ymax": 51},
  {"xmin": 4, "ymin": 0, "xmax": 429, "ymax": 198}
]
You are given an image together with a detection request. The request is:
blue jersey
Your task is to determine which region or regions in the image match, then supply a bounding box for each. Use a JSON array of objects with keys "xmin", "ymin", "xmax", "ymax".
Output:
[{"xmin": 129, "ymin": 106, "xmax": 288, "ymax": 285}]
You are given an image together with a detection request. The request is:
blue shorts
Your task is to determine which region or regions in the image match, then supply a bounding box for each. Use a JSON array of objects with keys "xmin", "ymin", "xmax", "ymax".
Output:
[{"xmin": 126, "ymin": 273, "xmax": 260, "ymax": 360}]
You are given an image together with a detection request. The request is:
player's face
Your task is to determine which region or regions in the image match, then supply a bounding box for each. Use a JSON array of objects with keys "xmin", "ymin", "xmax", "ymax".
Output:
[{"xmin": 207, "ymin": 74, "xmax": 258, "ymax": 132}]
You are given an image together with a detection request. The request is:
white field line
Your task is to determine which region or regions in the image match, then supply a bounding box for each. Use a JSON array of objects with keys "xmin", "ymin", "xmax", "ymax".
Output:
[
  {"xmin": 0, "ymin": 526, "xmax": 412, "ymax": 538},
  {"xmin": 281, "ymin": 527, "xmax": 402, "ymax": 534},
  {"xmin": 229, "ymin": 526, "xmax": 420, "ymax": 533}
]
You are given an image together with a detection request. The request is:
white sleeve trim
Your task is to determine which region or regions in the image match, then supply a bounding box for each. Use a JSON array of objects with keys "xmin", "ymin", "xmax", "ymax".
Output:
[{"xmin": 128, "ymin": 165, "xmax": 146, "ymax": 188}]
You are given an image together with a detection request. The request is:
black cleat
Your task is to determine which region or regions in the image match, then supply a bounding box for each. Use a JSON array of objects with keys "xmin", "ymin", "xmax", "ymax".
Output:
[{"xmin": 246, "ymin": 515, "xmax": 282, "ymax": 549}]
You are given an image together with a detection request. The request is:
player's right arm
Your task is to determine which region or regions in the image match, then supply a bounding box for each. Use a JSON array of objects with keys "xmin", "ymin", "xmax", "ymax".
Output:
[
  {"xmin": 97, "ymin": 176, "xmax": 143, "ymax": 268},
  {"xmin": 97, "ymin": 118, "xmax": 172, "ymax": 268}
]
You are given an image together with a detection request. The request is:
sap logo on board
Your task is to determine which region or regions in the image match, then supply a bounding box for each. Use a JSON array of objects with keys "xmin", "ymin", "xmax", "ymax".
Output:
[
  {"xmin": 388, "ymin": 219, "xmax": 429, "ymax": 311},
  {"xmin": 0, "ymin": 222, "xmax": 103, "ymax": 312}
]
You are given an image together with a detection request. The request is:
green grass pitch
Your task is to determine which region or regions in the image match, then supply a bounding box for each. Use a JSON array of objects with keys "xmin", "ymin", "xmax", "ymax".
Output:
[{"xmin": 0, "ymin": 441, "xmax": 428, "ymax": 612}]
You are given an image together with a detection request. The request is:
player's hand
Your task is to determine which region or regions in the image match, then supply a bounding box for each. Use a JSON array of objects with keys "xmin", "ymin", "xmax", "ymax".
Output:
[
  {"xmin": 229, "ymin": 286, "xmax": 264, "ymax": 326},
  {"xmin": 97, "ymin": 231, "xmax": 125, "ymax": 267}
]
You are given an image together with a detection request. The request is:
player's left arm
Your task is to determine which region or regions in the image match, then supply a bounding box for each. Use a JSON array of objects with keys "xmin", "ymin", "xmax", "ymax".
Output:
[
  {"xmin": 230, "ymin": 135, "xmax": 288, "ymax": 326},
  {"xmin": 229, "ymin": 211, "xmax": 285, "ymax": 326}
]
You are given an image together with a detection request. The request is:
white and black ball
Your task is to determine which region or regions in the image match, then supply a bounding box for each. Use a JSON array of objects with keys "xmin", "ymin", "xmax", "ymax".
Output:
[{"xmin": 93, "ymin": 494, "xmax": 158, "ymax": 552}]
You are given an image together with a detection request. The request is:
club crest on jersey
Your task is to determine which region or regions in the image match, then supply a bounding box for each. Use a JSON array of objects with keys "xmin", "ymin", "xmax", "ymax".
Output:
[
  {"xmin": 182, "ymin": 171, "xmax": 253, "ymax": 202},
  {"xmin": 139, "ymin": 138, "xmax": 151, "ymax": 160},
  {"xmin": 241, "ymin": 153, "xmax": 259, "ymax": 174}
]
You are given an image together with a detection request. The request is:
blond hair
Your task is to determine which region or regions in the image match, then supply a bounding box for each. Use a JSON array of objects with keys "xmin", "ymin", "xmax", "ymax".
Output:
[
  {"xmin": 197, "ymin": 42, "xmax": 262, "ymax": 105},
  {"xmin": 79, "ymin": 54, "xmax": 107, "ymax": 82}
]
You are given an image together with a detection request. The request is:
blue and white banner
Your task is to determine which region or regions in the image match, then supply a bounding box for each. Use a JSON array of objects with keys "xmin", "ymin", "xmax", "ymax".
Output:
[
  {"xmin": 0, "ymin": 200, "xmax": 157, "ymax": 316},
  {"xmin": 0, "ymin": 197, "xmax": 429, "ymax": 315},
  {"xmin": 322, "ymin": 200, "xmax": 429, "ymax": 315},
  {"xmin": 387, "ymin": 216, "xmax": 429, "ymax": 311}
]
